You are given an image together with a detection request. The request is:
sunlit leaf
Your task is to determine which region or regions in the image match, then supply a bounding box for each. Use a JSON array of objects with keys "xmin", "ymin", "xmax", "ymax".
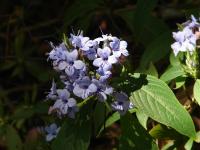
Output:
[
  {"xmin": 160, "ymin": 65, "xmax": 185, "ymax": 83},
  {"xmin": 193, "ymin": 79, "xmax": 200, "ymax": 106},
  {"xmin": 136, "ymin": 110, "xmax": 148, "ymax": 129},
  {"xmin": 130, "ymin": 73, "xmax": 196, "ymax": 138}
]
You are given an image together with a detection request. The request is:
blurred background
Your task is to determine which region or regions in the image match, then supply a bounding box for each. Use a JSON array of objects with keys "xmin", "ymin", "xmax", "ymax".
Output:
[{"xmin": 1, "ymin": 0, "xmax": 200, "ymax": 149}]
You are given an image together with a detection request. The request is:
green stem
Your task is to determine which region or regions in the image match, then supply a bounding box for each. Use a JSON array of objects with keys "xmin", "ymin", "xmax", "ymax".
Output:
[
  {"xmin": 77, "ymin": 96, "xmax": 93, "ymax": 108},
  {"xmin": 104, "ymin": 100, "xmax": 112, "ymax": 112}
]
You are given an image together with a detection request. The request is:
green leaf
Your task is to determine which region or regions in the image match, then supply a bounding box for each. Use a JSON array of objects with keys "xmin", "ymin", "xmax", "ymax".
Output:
[
  {"xmin": 11, "ymin": 106, "xmax": 34, "ymax": 120},
  {"xmin": 98, "ymin": 108, "xmax": 136, "ymax": 135},
  {"xmin": 140, "ymin": 31, "xmax": 172, "ymax": 68},
  {"xmin": 135, "ymin": 15, "xmax": 169, "ymax": 45},
  {"xmin": 94, "ymin": 102, "xmax": 107, "ymax": 135},
  {"xmin": 160, "ymin": 65, "xmax": 185, "ymax": 83},
  {"xmin": 119, "ymin": 113, "xmax": 158, "ymax": 150},
  {"xmin": 169, "ymin": 52, "xmax": 180, "ymax": 66},
  {"xmin": 174, "ymin": 76, "xmax": 186, "ymax": 89},
  {"xmin": 52, "ymin": 119, "xmax": 91, "ymax": 150},
  {"xmin": 149, "ymin": 124, "xmax": 183, "ymax": 140},
  {"xmin": 115, "ymin": 8, "xmax": 135, "ymax": 32},
  {"xmin": 184, "ymin": 138, "xmax": 193, "ymax": 150},
  {"xmin": 136, "ymin": 110, "xmax": 148, "ymax": 129},
  {"xmin": 194, "ymin": 131, "xmax": 200, "ymax": 143},
  {"xmin": 132, "ymin": 0, "xmax": 169, "ymax": 45},
  {"xmin": 98, "ymin": 112, "xmax": 120, "ymax": 134},
  {"xmin": 193, "ymin": 79, "xmax": 200, "ymax": 106},
  {"xmin": 135, "ymin": 0, "xmax": 158, "ymax": 14},
  {"xmin": 6, "ymin": 125, "xmax": 23, "ymax": 150},
  {"xmin": 62, "ymin": 0, "xmax": 103, "ymax": 31},
  {"xmin": 136, "ymin": 62, "xmax": 158, "ymax": 77},
  {"xmin": 129, "ymin": 73, "xmax": 196, "ymax": 138}
]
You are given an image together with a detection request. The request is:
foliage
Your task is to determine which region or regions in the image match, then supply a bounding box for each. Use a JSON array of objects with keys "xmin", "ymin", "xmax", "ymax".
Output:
[{"xmin": 1, "ymin": 0, "xmax": 200, "ymax": 150}]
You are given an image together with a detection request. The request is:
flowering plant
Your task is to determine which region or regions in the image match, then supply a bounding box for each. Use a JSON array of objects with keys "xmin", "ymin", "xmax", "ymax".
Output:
[
  {"xmin": 43, "ymin": 16, "xmax": 200, "ymax": 148},
  {"xmin": 2, "ymin": 1, "xmax": 200, "ymax": 148},
  {"xmin": 45, "ymin": 32, "xmax": 133, "ymax": 142}
]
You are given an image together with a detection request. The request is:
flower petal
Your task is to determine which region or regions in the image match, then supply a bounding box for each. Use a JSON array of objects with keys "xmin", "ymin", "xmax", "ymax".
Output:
[
  {"xmin": 58, "ymin": 61, "xmax": 68, "ymax": 70},
  {"xmin": 46, "ymin": 134, "xmax": 54, "ymax": 141},
  {"xmin": 108, "ymin": 55, "xmax": 118, "ymax": 64},
  {"xmin": 57, "ymin": 89, "xmax": 70, "ymax": 99},
  {"xmin": 73, "ymin": 85, "xmax": 83, "ymax": 98},
  {"xmin": 67, "ymin": 49, "xmax": 78, "ymax": 61},
  {"xmin": 67, "ymin": 98, "xmax": 77, "ymax": 107},
  {"xmin": 113, "ymin": 51, "xmax": 121, "ymax": 58},
  {"xmin": 93, "ymin": 58, "xmax": 103, "ymax": 67},
  {"xmin": 88, "ymin": 83, "xmax": 97, "ymax": 93},
  {"xmin": 73, "ymin": 60, "xmax": 85, "ymax": 70},
  {"xmin": 120, "ymin": 41, "xmax": 127, "ymax": 49},
  {"xmin": 65, "ymin": 65, "xmax": 75, "ymax": 76}
]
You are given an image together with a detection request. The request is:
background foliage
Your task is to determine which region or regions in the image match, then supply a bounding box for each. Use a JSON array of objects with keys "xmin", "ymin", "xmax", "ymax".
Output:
[{"xmin": 1, "ymin": 0, "xmax": 200, "ymax": 149}]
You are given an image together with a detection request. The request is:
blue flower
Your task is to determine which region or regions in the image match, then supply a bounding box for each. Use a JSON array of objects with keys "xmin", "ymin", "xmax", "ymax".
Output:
[
  {"xmin": 93, "ymin": 47, "xmax": 118, "ymax": 71},
  {"xmin": 110, "ymin": 37, "xmax": 129, "ymax": 58},
  {"xmin": 73, "ymin": 76, "xmax": 97, "ymax": 99},
  {"xmin": 92, "ymin": 79, "xmax": 113, "ymax": 101},
  {"xmin": 57, "ymin": 49, "xmax": 86, "ymax": 76},
  {"xmin": 48, "ymin": 42, "xmax": 67, "ymax": 61},
  {"xmin": 82, "ymin": 41, "xmax": 98, "ymax": 60},
  {"xmin": 96, "ymin": 66, "xmax": 112, "ymax": 82},
  {"xmin": 171, "ymin": 27, "xmax": 196, "ymax": 56},
  {"xmin": 49, "ymin": 89, "xmax": 78, "ymax": 118},
  {"xmin": 70, "ymin": 33, "xmax": 93, "ymax": 51},
  {"xmin": 94, "ymin": 34, "xmax": 113, "ymax": 44},
  {"xmin": 45, "ymin": 123, "xmax": 60, "ymax": 142},
  {"xmin": 111, "ymin": 92, "xmax": 133, "ymax": 115},
  {"xmin": 183, "ymin": 15, "xmax": 200, "ymax": 29},
  {"xmin": 84, "ymin": 47, "xmax": 97, "ymax": 60}
]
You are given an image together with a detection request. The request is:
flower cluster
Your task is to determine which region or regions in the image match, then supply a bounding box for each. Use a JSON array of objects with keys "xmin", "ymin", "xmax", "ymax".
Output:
[
  {"xmin": 171, "ymin": 15, "xmax": 200, "ymax": 78},
  {"xmin": 171, "ymin": 15, "xmax": 200, "ymax": 56},
  {"xmin": 46, "ymin": 31, "xmax": 132, "ymax": 119}
]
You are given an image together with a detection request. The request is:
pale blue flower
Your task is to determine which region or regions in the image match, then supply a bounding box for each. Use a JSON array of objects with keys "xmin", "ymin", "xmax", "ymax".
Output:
[
  {"xmin": 70, "ymin": 34, "xmax": 93, "ymax": 51},
  {"xmin": 48, "ymin": 42, "xmax": 67, "ymax": 61},
  {"xmin": 52, "ymin": 97, "xmax": 77, "ymax": 117},
  {"xmin": 111, "ymin": 92, "xmax": 133, "ymax": 115},
  {"xmin": 96, "ymin": 66, "xmax": 112, "ymax": 82},
  {"xmin": 84, "ymin": 47, "xmax": 97, "ymax": 60},
  {"xmin": 45, "ymin": 123, "xmax": 60, "ymax": 142},
  {"xmin": 73, "ymin": 76, "xmax": 97, "ymax": 99},
  {"xmin": 183, "ymin": 15, "xmax": 200, "ymax": 29},
  {"xmin": 82, "ymin": 41, "xmax": 98, "ymax": 60},
  {"xmin": 171, "ymin": 27, "xmax": 196, "ymax": 56},
  {"xmin": 94, "ymin": 34, "xmax": 113, "ymax": 44},
  {"xmin": 110, "ymin": 37, "xmax": 129, "ymax": 58},
  {"xmin": 93, "ymin": 47, "xmax": 118, "ymax": 71},
  {"xmin": 57, "ymin": 49, "xmax": 86, "ymax": 76},
  {"xmin": 92, "ymin": 79, "xmax": 113, "ymax": 101},
  {"xmin": 49, "ymin": 89, "xmax": 78, "ymax": 118}
]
